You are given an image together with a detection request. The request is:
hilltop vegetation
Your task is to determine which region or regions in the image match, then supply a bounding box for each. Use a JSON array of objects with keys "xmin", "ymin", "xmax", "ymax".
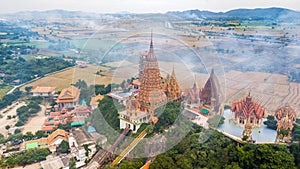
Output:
[
  {"xmin": 0, "ymin": 55, "xmax": 74, "ymax": 85},
  {"xmin": 150, "ymin": 127, "xmax": 300, "ymax": 169}
]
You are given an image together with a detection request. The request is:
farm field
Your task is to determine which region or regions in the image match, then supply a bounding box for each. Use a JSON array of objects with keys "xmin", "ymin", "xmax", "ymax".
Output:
[{"xmin": 21, "ymin": 64, "xmax": 125, "ymax": 91}]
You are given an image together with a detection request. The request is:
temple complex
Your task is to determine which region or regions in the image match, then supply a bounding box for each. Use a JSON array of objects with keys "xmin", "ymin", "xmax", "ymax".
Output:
[
  {"xmin": 275, "ymin": 105, "xmax": 296, "ymax": 139},
  {"xmin": 183, "ymin": 69, "xmax": 221, "ymax": 116},
  {"xmin": 119, "ymin": 33, "xmax": 181, "ymax": 132},
  {"xmin": 231, "ymin": 92, "xmax": 265, "ymax": 127}
]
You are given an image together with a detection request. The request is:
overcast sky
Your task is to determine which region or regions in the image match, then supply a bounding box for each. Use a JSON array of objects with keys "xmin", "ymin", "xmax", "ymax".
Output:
[{"xmin": 0, "ymin": 0, "xmax": 299, "ymax": 14}]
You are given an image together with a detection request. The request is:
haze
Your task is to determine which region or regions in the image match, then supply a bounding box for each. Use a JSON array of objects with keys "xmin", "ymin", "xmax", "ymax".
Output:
[{"xmin": 0, "ymin": 0, "xmax": 300, "ymax": 14}]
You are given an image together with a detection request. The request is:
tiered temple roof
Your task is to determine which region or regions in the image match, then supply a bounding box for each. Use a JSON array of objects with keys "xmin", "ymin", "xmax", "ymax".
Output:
[
  {"xmin": 275, "ymin": 105, "xmax": 296, "ymax": 131},
  {"xmin": 56, "ymin": 86, "xmax": 80, "ymax": 103},
  {"xmin": 137, "ymin": 33, "xmax": 167, "ymax": 112},
  {"xmin": 165, "ymin": 66, "xmax": 181, "ymax": 102},
  {"xmin": 231, "ymin": 93, "xmax": 265, "ymax": 120},
  {"xmin": 183, "ymin": 80, "xmax": 201, "ymax": 104}
]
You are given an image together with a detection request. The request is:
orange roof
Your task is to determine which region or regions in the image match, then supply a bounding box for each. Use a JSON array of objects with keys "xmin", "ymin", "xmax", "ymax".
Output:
[
  {"xmin": 42, "ymin": 126, "xmax": 56, "ymax": 131},
  {"xmin": 140, "ymin": 160, "xmax": 152, "ymax": 169},
  {"xmin": 132, "ymin": 79, "xmax": 141, "ymax": 86},
  {"xmin": 31, "ymin": 86, "xmax": 55, "ymax": 93},
  {"xmin": 47, "ymin": 129, "xmax": 69, "ymax": 144},
  {"xmin": 90, "ymin": 94, "xmax": 104, "ymax": 106},
  {"xmin": 231, "ymin": 93, "xmax": 265, "ymax": 119},
  {"xmin": 56, "ymin": 86, "xmax": 80, "ymax": 103}
]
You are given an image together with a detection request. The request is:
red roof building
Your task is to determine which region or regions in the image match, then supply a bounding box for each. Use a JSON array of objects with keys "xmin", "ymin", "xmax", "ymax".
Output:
[
  {"xmin": 56, "ymin": 86, "xmax": 80, "ymax": 110},
  {"xmin": 231, "ymin": 92, "xmax": 265, "ymax": 127}
]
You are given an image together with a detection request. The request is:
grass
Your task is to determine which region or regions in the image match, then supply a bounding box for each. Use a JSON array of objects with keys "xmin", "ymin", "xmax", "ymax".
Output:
[{"xmin": 0, "ymin": 85, "xmax": 13, "ymax": 100}]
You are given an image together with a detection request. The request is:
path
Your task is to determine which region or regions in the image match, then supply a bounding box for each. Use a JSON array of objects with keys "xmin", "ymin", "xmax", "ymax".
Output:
[
  {"xmin": 22, "ymin": 105, "xmax": 46, "ymax": 134},
  {"xmin": 0, "ymin": 101, "xmax": 25, "ymax": 136},
  {"xmin": 111, "ymin": 129, "xmax": 147, "ymax": 166},
  {"xmin": 86, "ymin": 126, "xmax": 130, "ymax": 169}
]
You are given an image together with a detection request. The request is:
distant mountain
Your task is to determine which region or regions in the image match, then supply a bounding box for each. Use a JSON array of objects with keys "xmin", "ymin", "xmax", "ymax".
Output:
[
  {"xmin": 167, "ymin": 8, "xmax": 300, "ymax": 21},
  {"xmin": 1, "ymin": 9, "xmax": 135, "ymax": 20},
  {"xmin": 1, "ymin": 8, "xmax": 300, "ymax": 21}
]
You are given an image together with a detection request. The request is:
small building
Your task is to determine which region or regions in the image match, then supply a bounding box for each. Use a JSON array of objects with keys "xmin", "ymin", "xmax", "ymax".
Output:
[
  {"xmin": 56, "ymin": 86, "xmax": 80, "ymax": 110},
  {"xmin": 90, "ymin": 94, "xmax": 104, "ymax": 110},
  {"xmin": 87, "ymin": 126, "xmax": 107, "ymax": 145},
  {"xmin": 31, "ymin": 86, "xmax": 56, "ymax": 97},
  {"xmin": 107, "ymin": 91, "xmax": 132, "ymax": 105},
  {"xmin": 119, "ymin": 96, "xmax": 149, "ymax": 133},
  {"xmin": 40, "ymin": 156, "xmax": 66, "ymax": 169},
  {"xmin": 69, "ymin": 128, "xmax": 97, "ymax": 161},
  {"xmin": 42, "ymin": 109, "xmax": 72, "ymax": 132},
  {"xmin": 74, "ymin": 104, "xmax": 92, "ymax": 118},
  {"xmin": 21, "ymin": 129, "xmax": 69, "ymax": 153}
]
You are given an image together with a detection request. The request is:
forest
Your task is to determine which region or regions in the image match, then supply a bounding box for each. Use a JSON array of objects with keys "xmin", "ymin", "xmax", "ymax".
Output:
[{"xmin": 114, "ymin": 125, "xmax": 300, "ymax": 169}]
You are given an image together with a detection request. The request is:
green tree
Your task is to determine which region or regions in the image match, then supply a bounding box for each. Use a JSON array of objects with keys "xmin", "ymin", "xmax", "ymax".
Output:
[
  {"xmin": 5, "ymin": 125, "xmax": 10, "ymax": 131},
  {"xmin": 25, "ymin": 86, "xmax": 33, "ymax": 93},
  {"xmin": 207, "ymin": 115, "xmax": 225, "ymax": 127},
  {"xmin": 59, "ymin": 140, "xmax": 69, "ymax": 154},
  {"xmin": 14, "ymin": 129, "xmax": 21, "ymax": 134},
  {"xmin": 83, "ymin": 144, "xmax": 91, "ymax": 157},
  {"xmin": 69, "ymin": 157, "xmax": 76, "ymax": 169},
  {"xmin": 35, "ymin": 130, "xmax": 47, "ymax": 139},
  {"xmin": 263, "ymin": 115, "xmax": 277, "ymax": 130}
]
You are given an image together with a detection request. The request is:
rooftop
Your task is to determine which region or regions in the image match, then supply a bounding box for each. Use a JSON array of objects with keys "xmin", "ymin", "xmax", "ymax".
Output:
[
  {"xmin": 56, "ymin": 86, "xmax": 80, "ymax": 103},
  {"xmin": 31, "ymin": 86, "xmax": 56, "ymax": 93}
]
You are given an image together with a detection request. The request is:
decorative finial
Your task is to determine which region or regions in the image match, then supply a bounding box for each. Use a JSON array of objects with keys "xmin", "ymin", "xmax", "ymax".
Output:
[{"xmin": 149, "ymin": 30, "xmax": 154, "ymax": 53}]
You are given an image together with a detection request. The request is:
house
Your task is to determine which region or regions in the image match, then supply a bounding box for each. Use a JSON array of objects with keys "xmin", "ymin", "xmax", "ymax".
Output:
[
  {"xmin": 87, "ymin": 126, "xmax": 107, "ymax": 146},
  {"xmin": 90, "ymin": 94, "xmax": 104, "ymax": 110},
  {"xmin": 69, "ymin": 128, "xmax": 96, "ymax": 161},
  {"xmin": 40, "ymin": 156, "xmax": 67, "ymax": 169},
  {"xmin": 56, "ymin": 86, "xmax": 80, "ymax": 110},
  {"xmin": 73, "ymin": 104, "xmax": 92, "ymax": 118},
  {"xmin": 21, "ymin": 129, "xmax": 69, "ymax": 153},
  {"xmin": 42, "ymin": 109, "xmax": 72, "ymax": 132},
  {"xmin": 107, "ymin": 91, "xmax": 132, "ymax": 106},
  {"xmin": 31, "ymin": 86, "xmax": 56, "ymax": 97}
]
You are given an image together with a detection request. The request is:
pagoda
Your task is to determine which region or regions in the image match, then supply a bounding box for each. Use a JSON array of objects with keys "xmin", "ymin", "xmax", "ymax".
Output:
[
  {"xmin": 183, "ymin": 69, "xmax": 221, "ymax": 116},
  {"xmin": 119, "ymin": 33, "xmax": 170, "ymax": 132},
  {"xmin": 165, "ymin": 66, "xmax": 181, "ymax": 102},
  {"xmin": 275, "ymin": 105, "xmax": 296, "ymax": 140},
  {"xmin": 183, "ymin": 80, "xmax": 201, "ymax": 107},
  {"xmin": 137, "ymin": 33, "xmax": 167, "ymax": 113},
  {"xmin": 242, "ymin": 120, "xmax": 253, "ymax": 141},
  {"xmin": 200, "ymin": 69, "xmax": 221, "ymax": 112}
]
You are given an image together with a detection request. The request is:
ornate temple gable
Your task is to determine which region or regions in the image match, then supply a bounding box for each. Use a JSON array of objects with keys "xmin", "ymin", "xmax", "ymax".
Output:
[
  {"xmin": 200, "ymin": 68, "xmax": 220, "ymax": 106},
  {"xmin": 183, "ymin": 79, "xmax": 201, "ymax": 105},
  {"xmin": 165, "ymin": 66, "xmax": 181, "ymax": 102},
  {"xmin": 231, "ymin": 92, "xmax": 265, "ymax": 120},
  {"xmin": 126, "ymin": 95, "xmax": 141, "ymax": 117},
  {"xmin": 137, "ymin": 33, "xmax": 167, "ymax": 112},
  {"xmin": 275, "ymin": 105, "xmax": 296, "ymax": 131}
]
